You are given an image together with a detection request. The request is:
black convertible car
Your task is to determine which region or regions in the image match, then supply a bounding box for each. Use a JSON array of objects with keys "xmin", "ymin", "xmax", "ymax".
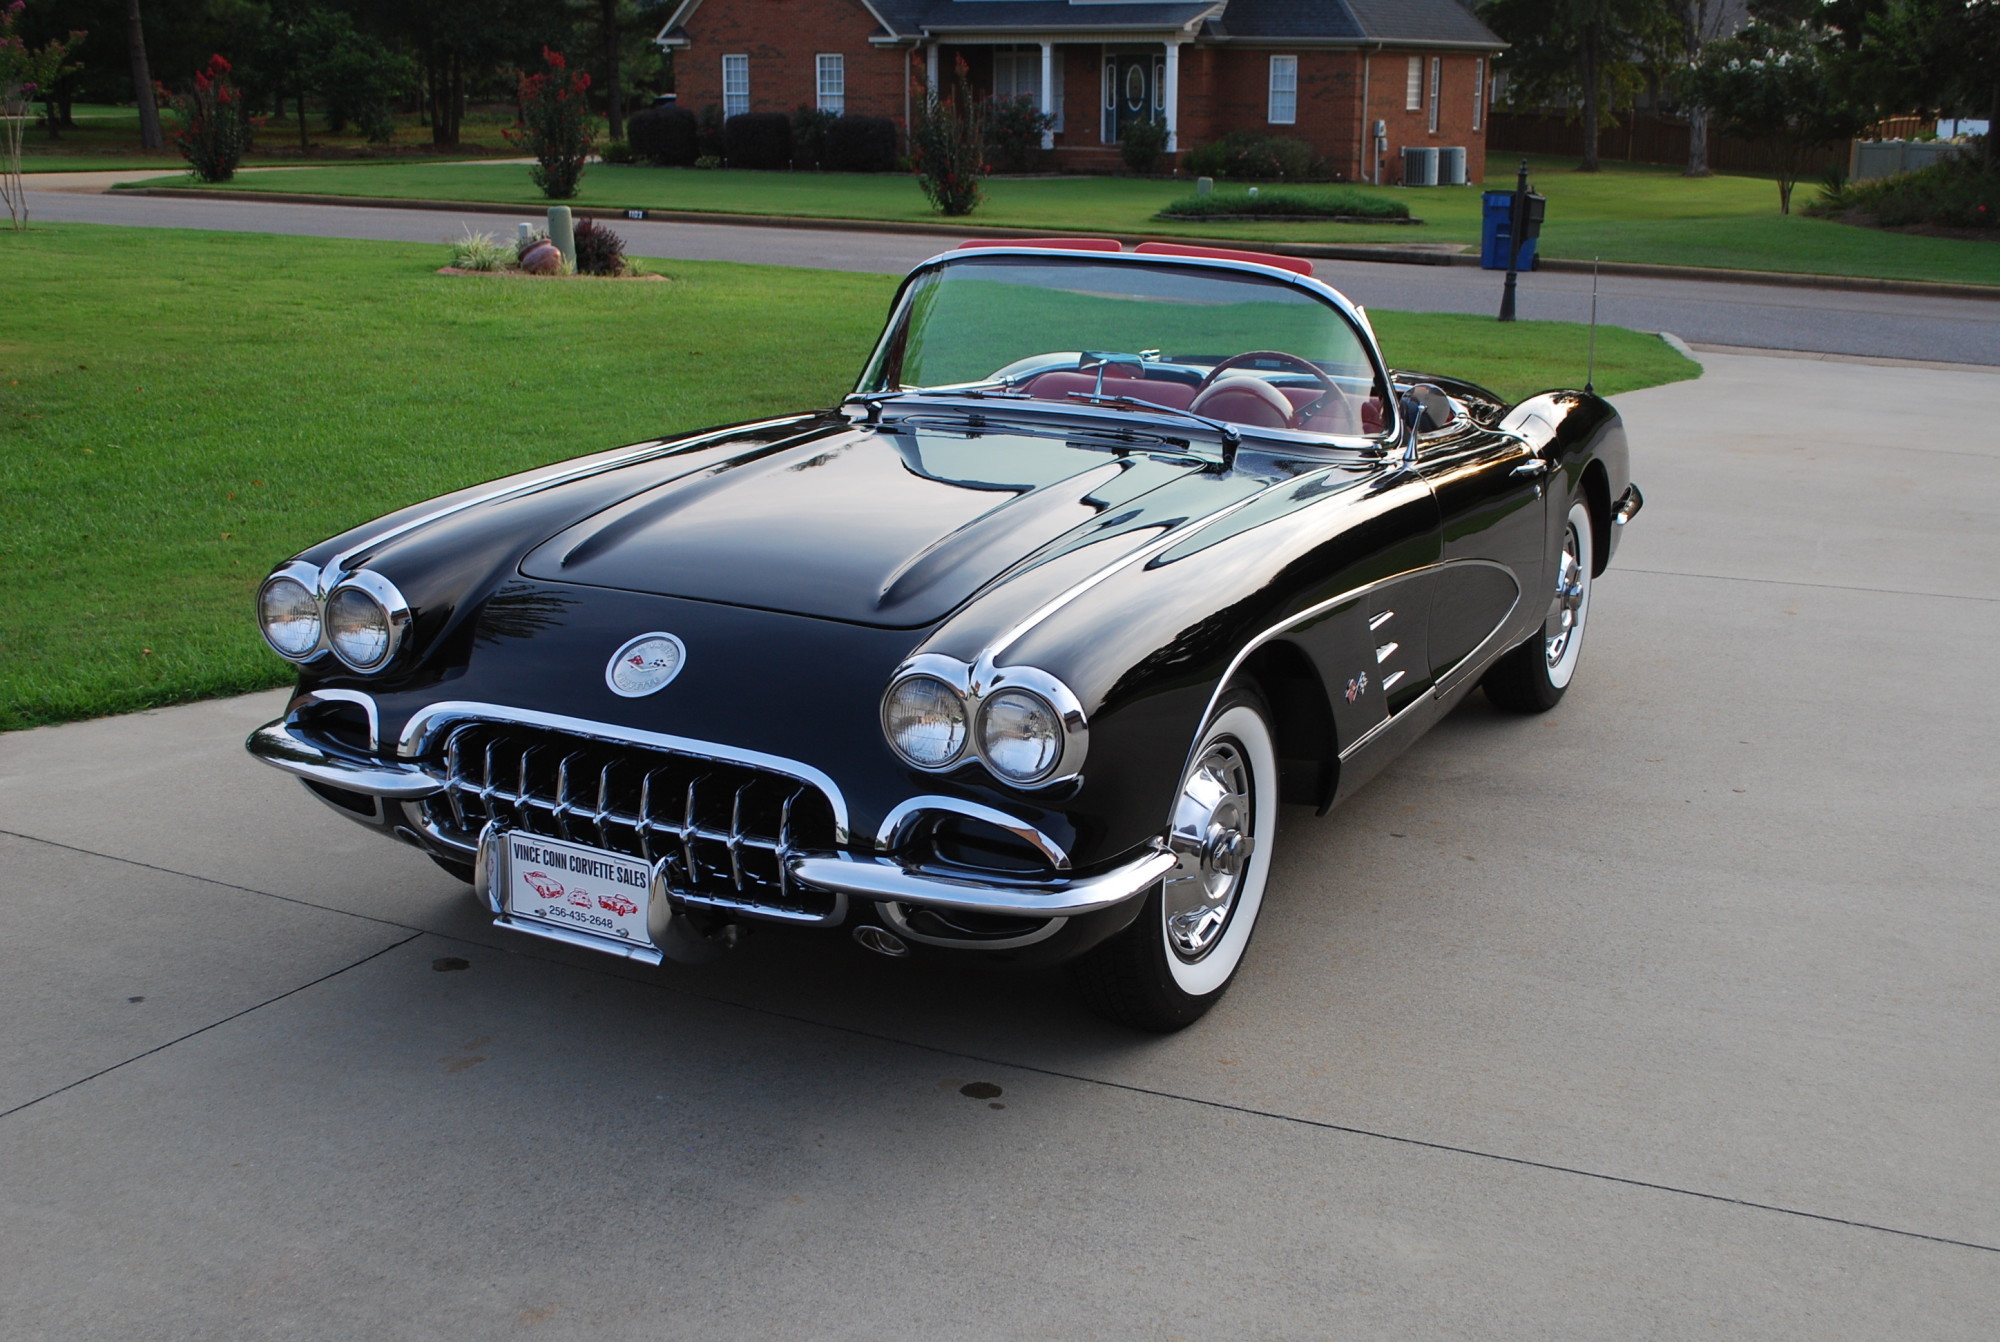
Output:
[{"xmin": 248, "ymin": 239, "xmax": 1641, "ymax": 1030}]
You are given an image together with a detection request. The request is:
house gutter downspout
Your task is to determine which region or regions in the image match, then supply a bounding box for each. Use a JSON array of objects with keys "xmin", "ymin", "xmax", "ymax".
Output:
[{"xmin": 1359, "ymin": 43, "xmax": 1383, "ymax": 183}]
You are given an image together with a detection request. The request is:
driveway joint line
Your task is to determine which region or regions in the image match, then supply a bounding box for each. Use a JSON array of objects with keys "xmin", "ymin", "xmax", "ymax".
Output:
[
  {"xmin": 10, "ymin": 833, "xmax": 1993, "ymax": 1256},
  {"xmin": 0, "ymin": 827, "xmax": 429, "ymax": 934},
  {"xmin": 0, "ymin": 932, "xmax": 421, "ymax": 1122},
  {"xmin": 1619, "ymin": 568, "xmax": 1999, "ymax": 604}
]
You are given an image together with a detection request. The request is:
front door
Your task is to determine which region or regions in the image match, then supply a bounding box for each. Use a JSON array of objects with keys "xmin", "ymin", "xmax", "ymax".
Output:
[{"xmin": 1103, "ymin": 53, "xmax": 1157, "ymax": 143}]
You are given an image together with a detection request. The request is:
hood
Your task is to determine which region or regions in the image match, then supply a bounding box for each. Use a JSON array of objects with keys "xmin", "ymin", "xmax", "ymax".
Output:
[{"xmin": 519, "ymin": 424, "xmax": 1211, "ymax": 628}]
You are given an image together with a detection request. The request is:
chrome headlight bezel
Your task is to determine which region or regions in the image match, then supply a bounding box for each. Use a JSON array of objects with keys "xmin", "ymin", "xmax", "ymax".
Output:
[
  {"xmin": 880, "ymin": 670, "xmax": 970, "ymax": 770},
  {"xmin": 323, "ymin": 569, "xmax": 412, "ymax": 673},
  {"xmin": 880, "ymin": 655, "xmax": 1088, "ymax": 789},
  {"xmin": 256, "ymin": 560, "xmax": 325, "ymax": 662}
]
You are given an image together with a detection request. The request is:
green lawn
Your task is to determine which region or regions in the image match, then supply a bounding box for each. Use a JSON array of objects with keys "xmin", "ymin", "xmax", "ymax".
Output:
[
  {"xmin": 0, "ymin": 223, "xmax": 1694, "ymax": 731},
  {"xmin": 126, "ymin": 152, "xmax": 2000, "ymax": 285},
  {"xmin": 17, "ymin": 103, "xmax": 521, "ymax": 171}
]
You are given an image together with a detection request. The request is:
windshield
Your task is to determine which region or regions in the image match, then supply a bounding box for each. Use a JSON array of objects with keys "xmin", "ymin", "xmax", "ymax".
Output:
[{"xmin": 860, "ymin": 255, "xmax": 1388, "ymax": 439}]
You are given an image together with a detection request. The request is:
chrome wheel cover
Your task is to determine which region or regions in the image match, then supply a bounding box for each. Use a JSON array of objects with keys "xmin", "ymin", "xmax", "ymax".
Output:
[
  {"xmin": 1545, "ymin": 521, "xmax": 1587, "ymax": 670},
  {"xmin": 1162, "ymin": 740, "xmax": 1255, "ymax": 962}
]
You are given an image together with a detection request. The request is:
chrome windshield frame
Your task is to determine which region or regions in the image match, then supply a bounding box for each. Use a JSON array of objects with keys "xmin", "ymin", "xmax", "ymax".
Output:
[{"xmin": 851, "ymin": 247, "xmax": 1404, "ymax": 448}]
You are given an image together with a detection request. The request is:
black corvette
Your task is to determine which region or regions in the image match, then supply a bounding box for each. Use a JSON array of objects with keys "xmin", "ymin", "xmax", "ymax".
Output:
[{"xmin": 248, "ymin": 239, "xmax": 1641, "ymax": 1030}]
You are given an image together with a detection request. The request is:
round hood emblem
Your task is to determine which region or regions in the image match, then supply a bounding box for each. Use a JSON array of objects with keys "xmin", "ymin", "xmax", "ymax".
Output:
[{"xmin": 606, "ymin": 632, "xmax": 687, "ymax": 697}]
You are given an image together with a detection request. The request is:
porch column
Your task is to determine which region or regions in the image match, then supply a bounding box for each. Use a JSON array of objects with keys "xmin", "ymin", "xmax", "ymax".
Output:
[
  {"xmin": 926, "ymin": 42, "xmax": 939, "ymax": 93},
  {"xmin": 1039, "ymin": 40, "xmax": 1055, "ymax": 149},
  {"xmin": 1163, "ymin": 38, "xmax": 1182, "ymax": 152}
]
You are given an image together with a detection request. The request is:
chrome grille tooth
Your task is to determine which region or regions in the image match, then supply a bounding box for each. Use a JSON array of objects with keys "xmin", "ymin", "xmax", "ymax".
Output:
[
  {"xmin": 594, "ymin": 759, "xmax": 615, "ymax": 850},
  {"xmin": 444, "ymin": 729, "xmax": 470, "ymax": 832},
  {"xmin": 728, "ymin": 782, "xmax": 752, "ymax": 893},
  {"xmin": 681, "ymin": 773, "xmax": 703, "ymax": 891},
  {"xmin": 776, "ymin": 789, "xmax": 799, "ymax": 907},
  {"xmin": 636, "ymin": 767, "xmax": 658, "ymax": 866}
]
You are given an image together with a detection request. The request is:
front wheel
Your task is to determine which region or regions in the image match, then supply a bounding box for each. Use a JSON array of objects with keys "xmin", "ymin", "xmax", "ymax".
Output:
[
  {"xmin": 1483, "ymin": 498, "xmax": 1594, "ymax": 714},
  {"xmin": 1073, "ymin": 690, "xmax": 1279, "ymax": 1032}
]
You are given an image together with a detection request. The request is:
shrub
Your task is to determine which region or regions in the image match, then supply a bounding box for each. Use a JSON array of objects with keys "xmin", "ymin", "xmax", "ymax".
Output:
[
  {"xmin": 723, "ymin": 112, "xmax": 792, "ymax": 168},
  {"xmin": 1120, "ymin": 114, "xmax": 1169, "ymax": 174},
  {"xmin": 162, "ymin": 54, "xmax": 257, "ymax": 183},
  {"xmin": 571, "ymin": 217, "xmax": 628, "ymax": 275},
  {"xmin": 508, "ymin": 48, "xmax": 597, "ymax": 200},
  {"xmin": 599, "ymin": 139, "xmax": 635, "ymax": 164},
  {"xmin": 447, "ymin": 227, "xmax": 510, "ymax": 270},
  {"xmin": 693, "ymin": 154, "xmax": 721, "ymax": 169},
  {"xmin": 824, "ymin": 114, "xmax": 898, "ymax": 172},
  {"xmin": 1810, "ymin": 149, "xmax": 1999, "ymax": 230},
  {"xmin": 987, "ymin": 94, "xmax": 1052, "ymax": 172},
  {"xmin": 696, "ymin": 103, "xmax": 725, "ymax": 159},
  {"xmin": 628, "ymin": 104, "xmax": 697, "ymax": 165},
  {"xmin": 316, "ymin": 27, "xmax": 410, "ymax": 144},
  {"xmin": 791, "ymin": 105, "xmax": 838, "ymax": 168},
  {"xmin": 1157, "ymin": 189, "xmax": 1411, "ymax": 220},
  {"xmin": 910, "ymin": 59, "xmax": 987, "ymax": 215},
  {"xmin": 1184, "ymin": 131, "xmax": 1318, "ymax": 181}
]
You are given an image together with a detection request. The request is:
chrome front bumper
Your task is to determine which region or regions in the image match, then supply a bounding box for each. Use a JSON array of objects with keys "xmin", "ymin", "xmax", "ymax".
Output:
[{"xmin": 248, "ymin": 714, "xmax": 1169, "ymax": 920}]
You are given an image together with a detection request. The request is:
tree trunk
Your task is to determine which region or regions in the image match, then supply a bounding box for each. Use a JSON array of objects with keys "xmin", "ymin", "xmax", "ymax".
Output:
[
  {"xmin": 126, "ymin": 0, "xmax": 163, "ymax": 150},
  {"xmin": 295, "ymin": 62, "xmax": 310, "ymax": 149},
  {"xmin": 1579, "ymin": 25, "xmax": 1601, "ymax": 172},
  {"xmin": 1685, "ymin": 103, "xmax": 1710, "ymax": 176},
  {"xmin": 601, "ymin": 0, "xmax": 624, "ymax": 141}
]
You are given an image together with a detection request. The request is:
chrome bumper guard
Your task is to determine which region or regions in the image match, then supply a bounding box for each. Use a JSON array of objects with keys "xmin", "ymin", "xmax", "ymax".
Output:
[
  {"xmin": 789, "ymin": 848, "xmax": 1177, "ymax": 918},
  {"xmin": 247, "ymin": 717, "xmax": 442, "ymax": 800},
  {"xmin": 248, "ymin": 714, "xmax": 1172, "ymax": 920},
  {"xmin": 1613, "ymin": 483, "xmax": 1644, "ymax": 526}
]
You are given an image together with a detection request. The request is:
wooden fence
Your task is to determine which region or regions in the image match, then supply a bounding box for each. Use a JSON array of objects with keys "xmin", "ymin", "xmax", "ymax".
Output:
[{"xmin": 1488, "ymin": 110, "xmax": 1858, "ymax": 175}]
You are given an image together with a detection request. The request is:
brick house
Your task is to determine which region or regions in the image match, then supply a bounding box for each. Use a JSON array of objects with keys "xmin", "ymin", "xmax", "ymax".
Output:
[{"xmin": 656, "ymin": 0, "xmax": 1504, "ymax": 182}]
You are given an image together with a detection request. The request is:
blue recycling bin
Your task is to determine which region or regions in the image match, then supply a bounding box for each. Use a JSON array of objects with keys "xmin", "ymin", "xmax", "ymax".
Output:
[{"xmin": 1480, "ymin": 190, "xmax": 1539, "ymax": 271}]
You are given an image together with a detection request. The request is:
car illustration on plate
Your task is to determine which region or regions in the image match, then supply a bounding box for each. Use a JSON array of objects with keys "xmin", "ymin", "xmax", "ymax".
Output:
[
  {"xmin": 522, "ymin": 871, "xmax": 564, "ymax": 902},
  {"xmin": 247, "ymin": 239, "xmax": 1641, "ymax": 1031},
  {"xmin": 598, "ymin": 892, "xmax": 640, "ymax": 918}
]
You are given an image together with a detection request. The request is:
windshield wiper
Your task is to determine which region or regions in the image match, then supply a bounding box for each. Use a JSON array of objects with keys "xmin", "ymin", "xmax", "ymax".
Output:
[{"xmin": 1063, "ymin": 391, "xmax": 1241, "ymax": 455}]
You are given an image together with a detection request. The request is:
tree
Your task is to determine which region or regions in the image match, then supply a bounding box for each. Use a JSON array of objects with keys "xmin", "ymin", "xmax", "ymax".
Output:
[
  {"xmin": 1481, "ymin": 0, "xmax": 1681, "ymax": 170},
  {"xmin": 124, "ymin": 0, "xmax": 161, "ymax": 147},
  {"xmin": 1688, "ymin": 16, "xmax": 1872, "ymax": 211},
  {"xmin": 1, "ymin": 2, "xmax": 85, "ymax": 225},
  {"xmin": 1854, "ymin": 0, "xmax": 2000, "ymax": 166},
  {"xmin": 1673, "ymin": 0, "xmax": 1742, "ymax": 175}
]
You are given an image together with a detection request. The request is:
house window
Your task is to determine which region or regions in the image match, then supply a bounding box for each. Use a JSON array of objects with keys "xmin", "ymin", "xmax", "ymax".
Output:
[
  {"xmin": 722, "ymin": 54, "xmax": 749, "ymax": 118},
  {"xmin": 816, "ymin": 54, "xmax": 844, "ymax": 114},
  {"xmin": 996, "ymin": 45, "xmax": 1064, "ymax": 131},
  {"xmin": 1473, "ymin": 58, "xmax": 1484, "ymax": 131},
  {"xmin": 1405, "ymin": 56, "xmax": 1421, "ymax": 111},
  {"xmin": 1268, "ymin": 55, "xmax": 1297, "ymax": 125},
  {"xmin": 1427, "ymin": 57, "xmax": 1440, "ymax": 133}
]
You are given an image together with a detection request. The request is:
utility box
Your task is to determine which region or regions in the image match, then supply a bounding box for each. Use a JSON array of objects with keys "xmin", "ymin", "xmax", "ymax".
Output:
[
  {"xmin": 1481, "ymin": 190, "xmax": 1544, "ymax": 270},
  {"xmin": 1401, "ymin": 146, "xmax": 1439, "ymax": 186},
  {"xmin": 1438, "ymin": 146, "xmax": 1467, "ymax": 186}
]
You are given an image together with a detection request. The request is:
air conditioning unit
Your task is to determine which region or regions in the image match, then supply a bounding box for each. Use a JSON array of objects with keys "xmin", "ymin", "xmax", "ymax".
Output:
[
  {"xmin": 1438, "ymin": 145, "xmax": 1467, "ymax": 186},
  {"xmin": 1401, "ymin": 146, "xmax": 1439, "ymax": 187}
]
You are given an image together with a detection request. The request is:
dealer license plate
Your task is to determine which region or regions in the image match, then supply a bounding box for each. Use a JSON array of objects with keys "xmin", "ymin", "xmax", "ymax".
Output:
[{"xmin": 501, "ymin": 832, "xmax": 655, "ymax": 949}]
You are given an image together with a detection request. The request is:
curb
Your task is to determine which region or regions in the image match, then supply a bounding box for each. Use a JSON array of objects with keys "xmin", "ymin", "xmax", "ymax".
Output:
[{"xmin": 118, "ymin": 185, "xmax": 2000, "ymax": 301}]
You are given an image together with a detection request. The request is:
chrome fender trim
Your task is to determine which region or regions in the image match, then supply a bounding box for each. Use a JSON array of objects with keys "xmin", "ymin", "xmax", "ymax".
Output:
[
  {"xmin": 246, "ymin": 717, "xmax": 442, "ymax": 800},
  {"xmin": 791, "ymin": 844, "xmax": 1175, "ymax": 918}
]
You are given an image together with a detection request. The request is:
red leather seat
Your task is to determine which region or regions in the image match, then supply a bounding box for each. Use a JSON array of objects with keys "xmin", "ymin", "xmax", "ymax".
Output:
[{"xmin": 1025, "ymin": 370, "xmax": 1198, "ymax": 410}]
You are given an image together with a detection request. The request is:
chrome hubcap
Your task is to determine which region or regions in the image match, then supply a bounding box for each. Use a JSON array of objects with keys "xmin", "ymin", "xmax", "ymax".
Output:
[
  {"xmin": 1545, "ymin": 524, "xmax": 1586, "ymax": 668},
  {"xmin": 1163, "ymin": 741, "xmax": 1255, "ymax": 961}
]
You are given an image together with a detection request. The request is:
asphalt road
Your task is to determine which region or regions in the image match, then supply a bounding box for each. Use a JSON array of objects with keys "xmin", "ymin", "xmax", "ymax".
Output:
[
  {"xmin": 2, "ymin": 349, "xmax": 1996, "ymax": 1338},
  {"xmin": 26, "ymin": 180, "xmax": 2000, "ymax": 366}
]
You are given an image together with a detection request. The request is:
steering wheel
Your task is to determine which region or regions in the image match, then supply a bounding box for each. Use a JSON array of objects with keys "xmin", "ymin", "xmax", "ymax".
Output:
[{"xmin": 1194, "ymin": 350, "xmax": 1344, "ymax": 429}]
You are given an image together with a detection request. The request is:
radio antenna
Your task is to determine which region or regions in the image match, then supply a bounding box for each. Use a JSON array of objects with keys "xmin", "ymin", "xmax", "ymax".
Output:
[{"xmin": 1585, "ymin": 256, "xmax": 1600, "ymax": 395}]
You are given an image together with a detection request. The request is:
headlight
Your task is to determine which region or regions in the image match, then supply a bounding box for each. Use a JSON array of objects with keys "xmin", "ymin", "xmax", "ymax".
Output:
[
  {"xmin": 978, "ymin": 689, "xmax": 1063, "ymax": 784},
  {"xmin": 324, "ymin": 571, "xmax": 409, "ymax": 672},
  {"xmin": 882, "ymin": 674, "xmax": 967, "ymax": 768},
  {"xmin": 257, "ymin": 574, "xmax": 321, "ymax": 659}
]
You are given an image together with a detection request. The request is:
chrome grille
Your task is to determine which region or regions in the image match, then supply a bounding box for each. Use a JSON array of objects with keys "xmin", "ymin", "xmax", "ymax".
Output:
[{"xmin": 422, "ymin": 722, "xmax": 841, "ymax": 922}]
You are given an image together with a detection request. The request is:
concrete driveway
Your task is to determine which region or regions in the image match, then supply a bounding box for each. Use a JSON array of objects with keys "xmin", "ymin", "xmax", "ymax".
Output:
[{"xmin": 2, "ymin": 349, "xmax": 1995, "ymax": 1339}]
